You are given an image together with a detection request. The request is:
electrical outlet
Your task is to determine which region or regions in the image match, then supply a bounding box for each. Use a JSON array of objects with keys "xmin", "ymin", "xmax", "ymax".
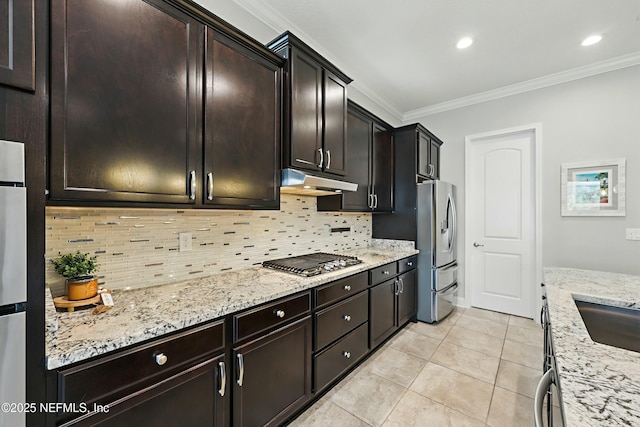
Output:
[
  {"xmin": 626, "ymin": 228, "xmax": 640, "ymax": 241},
  {"xmin": 179, "ymin": 232, "xmax": 192, "ymax": 251}
]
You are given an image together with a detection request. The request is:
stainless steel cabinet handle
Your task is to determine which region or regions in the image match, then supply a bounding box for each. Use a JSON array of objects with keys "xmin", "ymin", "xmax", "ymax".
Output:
[
  {"xmin": 399, "ymin": 278, "xmax": 404, "ymax": 294},
  {"xmin": 326, "ymin": 150, "xmax": 331, "ymax": 169},
  {"xmin": 473, "ymin": 242, "xmax": 484, "ymax": 247},
  {"xmin": 189, "ymin": 170, "xmax": 196, "ymax": 200},
  {"xmin": 374, "ymin": 194, "xmax": 378, "ymax": 209},
  {"xmin": 343, "ymin": 351, "xmax": 351, "ymax": 359},
  {"xmin": 369, "ymin": 194, "xmax": 374, "ymax": 209},
  {"xmin": 275, "ymin": 309, "xmax": 285, "ymax": 318},
  {"xmin": 394, "ymin": 279, "xmax": 399, "ymax": 296},
  {"xmin": 344, "ymin": 315, "xmax": 351, "ymax": 322},
  {"xmin": 344, "ymin": 285, "xmax": 351, "ymax": 291},
  {"xmin": 155, "ymin": 352, "xmax": 168, "ymax": 366},
  {"xmin": 318, "ymin": 148, "xmax": 324, "ymax": 168},
  {"xmin": 218, "ymin": 361, "xmax": 226, "ymax": 397},
  {"xmin": 407, "ymin": 262, "xmax": 413, "ymax": 267},
  {"xmin": 237, "ymin": 354, "xmax": 244, "ymax": 386},
  {"xmin": 534, "ymin": 368, "xmax": 555, "ymax": 427},
  {"xmin": 382, "ymin": 270, "xmax": 390, "ymax": 275},
  {"xmin": 207, "ymin": 172, "xmax": 214, "ymax": 201}
]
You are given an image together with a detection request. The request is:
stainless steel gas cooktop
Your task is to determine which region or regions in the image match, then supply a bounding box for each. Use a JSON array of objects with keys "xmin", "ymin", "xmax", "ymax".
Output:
[{"xmin": 262, "ymin": 252, "xmax": 362, "ymax": 277}]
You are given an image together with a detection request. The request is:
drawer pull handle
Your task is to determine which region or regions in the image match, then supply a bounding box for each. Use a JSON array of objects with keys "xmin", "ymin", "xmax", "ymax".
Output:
[
  {"xmin": 344, "ymin": 285, "xmax": 351, "ymax": 291},
  {"xmin": 407, "ymin": 262, "xmax": 413, "ymax": 267},
  {"xmin": 218, "ymin": 361, "xmax": 226, "ymax": 397},
  {"xmin": 343, "ymin": 351, "xmax": 351, "ymax": 359},
  {"xmin": 155, "ymin": 352, "xmax": 168, "ymax": 366},
  {"xmin": 275, "ymin": 310, "xmax": 285, "ymax": 318},
  {"xmin": 344, "ymin": 315, "xmax": 351, "ymax": 322},
  {"xmin": 382, "ymin": 270, "xmax": 390, "ymax": 275}
]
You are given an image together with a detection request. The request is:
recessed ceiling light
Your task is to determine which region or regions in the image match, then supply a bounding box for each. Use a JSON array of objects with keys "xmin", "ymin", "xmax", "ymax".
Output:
[
  {"xmin": 457, "ymin": 37, "xmax": 473, "ymax": 49},
  {"xmin": 581, "ymin": 35, "xmax": 602, "ymax": 46}
]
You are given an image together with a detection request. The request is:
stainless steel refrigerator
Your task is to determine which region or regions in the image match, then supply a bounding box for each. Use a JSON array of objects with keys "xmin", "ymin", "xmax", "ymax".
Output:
[
  {"xmin": 416, "ymin": 181, "xmax": 458, "ymax": 323},
  {"xmin": 0, "ymin": 140, "xmax": 27, "ymax": 427}
]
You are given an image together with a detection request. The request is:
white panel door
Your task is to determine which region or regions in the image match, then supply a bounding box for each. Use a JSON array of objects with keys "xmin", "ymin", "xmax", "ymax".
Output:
[{"xmin": 468, "ymin": 129, "xmax": 536, "ymax": 317}]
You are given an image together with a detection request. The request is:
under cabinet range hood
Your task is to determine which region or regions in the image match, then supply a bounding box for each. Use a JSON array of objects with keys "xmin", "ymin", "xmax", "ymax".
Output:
[{"xmin": 280, "ymin": 168, "xmax": 358, "ymax": 196}]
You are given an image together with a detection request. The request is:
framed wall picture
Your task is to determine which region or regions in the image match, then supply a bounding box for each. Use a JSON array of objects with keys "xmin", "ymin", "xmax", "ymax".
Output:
[{"xmin": 561, "ymin": 158, "xmax": 626, "ymax": 216}]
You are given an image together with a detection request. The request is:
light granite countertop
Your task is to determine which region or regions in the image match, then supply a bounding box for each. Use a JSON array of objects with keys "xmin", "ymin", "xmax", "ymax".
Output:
[
  {"xmin": 543, "ymin": 267, "xmax": 640, "ymax": 426},
  {"xmin": 46, "ymin": 245, "xmax": 418, "ymax": 370}
]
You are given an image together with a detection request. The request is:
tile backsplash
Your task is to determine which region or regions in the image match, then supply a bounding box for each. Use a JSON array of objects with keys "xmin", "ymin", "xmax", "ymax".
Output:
[{"xmin": 46, "ymin": 194, "xmax": 372, "ymax": 296}]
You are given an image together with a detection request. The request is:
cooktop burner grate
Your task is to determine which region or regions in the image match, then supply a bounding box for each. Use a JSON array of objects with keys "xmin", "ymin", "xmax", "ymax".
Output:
[{"xmin": 262, "ymin": 252, "xmax": 362, "ymax": 277}]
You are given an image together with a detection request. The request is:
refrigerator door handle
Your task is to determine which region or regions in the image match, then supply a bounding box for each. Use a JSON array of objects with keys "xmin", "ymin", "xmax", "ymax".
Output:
[{"xmin": 449, "ymin": 193, "xmax": 457, "ymax": 253}]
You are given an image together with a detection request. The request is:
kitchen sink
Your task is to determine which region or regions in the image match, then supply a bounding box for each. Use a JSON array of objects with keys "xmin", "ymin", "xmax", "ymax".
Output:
[{"xmin": 574, "ymin": 298, "xmax": 640, "ymax": 353}]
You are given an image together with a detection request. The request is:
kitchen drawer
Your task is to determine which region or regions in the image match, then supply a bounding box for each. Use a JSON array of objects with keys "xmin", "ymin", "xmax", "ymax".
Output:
[
  {"xmin": 315, "ymin": 272, "xmax": 368, "ymax": 309},
  {"xmin": 398, "ymin": 256, "xmax": 417, "ymax": 274},
  {"xmin": 315, "ymin": 290, "xmax": 368, "ymax": 350},
  {"xmin": 58, "ymin": 319, "xmax": 225, "ymax": 407},
  {"xmin": 234, "ymin": 291, "xmax": 311, "ymax": 342},
  {"xmin": 314, "ymin": 322, "xmax": 368, "ymax": 392},
  {"xmin": 370, "ymin": 261, "xmax": 398, "ymax": 286}
]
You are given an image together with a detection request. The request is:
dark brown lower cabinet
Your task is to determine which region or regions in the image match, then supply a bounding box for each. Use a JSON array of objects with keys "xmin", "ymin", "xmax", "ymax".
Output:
[
  {"xmin": 313, "ymin": 322, "xmax": 368, "ymax": 392},
  {"xmin": 369, "ymin": 278, "xmax": 397, "ymax": 348},
  {"xmin": 232, "ymin": 316, "xmax": 312, "ymax": 427},
  {"xmin": 60, "ymin": 355, "xmax": 226, "ymax": 427},
  {"xmin": 369, "ymin": 268, "xmax": 417, "ymax": 348},
  {"xmin": 397, "ymin": 269, "xmax": 417, "ymax": 326}
]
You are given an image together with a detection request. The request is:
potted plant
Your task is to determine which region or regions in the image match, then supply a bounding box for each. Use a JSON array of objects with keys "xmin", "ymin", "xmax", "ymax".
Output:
[{"xmin": 51, "ymin": 251, "xmax": 100, "ymax": 301}]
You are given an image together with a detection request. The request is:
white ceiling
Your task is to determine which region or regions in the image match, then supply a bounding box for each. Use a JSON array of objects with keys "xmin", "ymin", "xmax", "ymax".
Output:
[{"xmin": 205, "ymin": 0, "xmax": 640, "ymax": 121}]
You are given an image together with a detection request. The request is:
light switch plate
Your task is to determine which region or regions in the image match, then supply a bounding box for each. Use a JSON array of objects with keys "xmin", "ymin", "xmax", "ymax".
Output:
[
  {"xmin": 179, "ymin": 232, "xmax": 192, "ymax": 251},
  {"xmin": 625, "ymin": 228, "xmax": 640, "ymax": 241}
]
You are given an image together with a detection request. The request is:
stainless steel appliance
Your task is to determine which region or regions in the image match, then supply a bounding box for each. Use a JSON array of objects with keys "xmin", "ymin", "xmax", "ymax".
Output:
[
  {"xmin": 263, "ymin": 252, "xmax": 362, "ymax": 277},
  {"xmin": 416, "ymin": 181, "xmax": 458, "ymax": 323},
  {"xmin": 0, "ymin": 140, "xmax": 27, "ymax": 427}
]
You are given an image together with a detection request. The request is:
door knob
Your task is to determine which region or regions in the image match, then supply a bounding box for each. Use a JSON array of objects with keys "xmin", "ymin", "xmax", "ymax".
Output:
[{"xmin": 473, "ymin": 242, "xmax": 484, "ymax": 247}]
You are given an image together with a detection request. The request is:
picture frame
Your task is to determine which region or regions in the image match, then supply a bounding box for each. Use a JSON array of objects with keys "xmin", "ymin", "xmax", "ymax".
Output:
[{"xmin": 561, "ymin": 158, "xmax": 626, "ymax": 216}]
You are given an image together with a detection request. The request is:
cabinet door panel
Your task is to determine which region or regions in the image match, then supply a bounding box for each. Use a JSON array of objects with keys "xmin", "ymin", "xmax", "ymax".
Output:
[
  {"xmin": 369, "ymin": 279, "xmax": 396, "ymax": 348},
  {"xmin": 290, "ymin": 48, "xmax": 322, "ymax": 172},
  {"xmin": 233, "ymin": 316, "xmax": 312, "ymax": 427},
  {"xmin": 62, "ymin": 357, "xmax": 225, "ymax": 427},
  {"xmin": 340, "ymin": 108, "xmax": 370, "ymax": 210},
  {"xmin": 417, "ymin": 132, "xmax": 431, "ymax": 178},
  {"xmin": 430, "ymin": 140, "xmax": 440, "ymax": 179},
  {"xmin": 205, "ymin": 29, "xmax": 280, "ymax": 208},
  {"xmin": 0, "ymin": 0, "xmax": 34, "ymax": 90},
  {"xmin": 50, "ymin": 0, "xmax": 201, "ymax": 203},
  {"xmin": 322, "ymin": 70, "xmax": 347, "ymax": 176},
  {"xmin": 372, "ymin": 124, "xmax": 393, "ymax": 212},
  {"xmin": 397, "ymin": 269, "xmax": 417, "ymax": 326}
]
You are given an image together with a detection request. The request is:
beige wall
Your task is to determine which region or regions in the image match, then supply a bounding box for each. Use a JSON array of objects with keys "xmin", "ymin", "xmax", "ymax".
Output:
[
  {"xmin": 46, "ymin": 195, "xmax": 371, "ymax": 296},
  {"xmin": 411, "ymin": 65, "xmax": 640, "ymax": 300}
]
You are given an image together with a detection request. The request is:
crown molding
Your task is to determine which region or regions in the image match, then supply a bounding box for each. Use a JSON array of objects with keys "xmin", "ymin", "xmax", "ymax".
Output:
[
  {"xmin": 403, "ymin": 51, "xmax": 640, "ymax": 121},
  {"xmin": 232, "ymin": 0, "xmax": 405, "ymax": 123},
  {"xmin": 232, "ymin": 0, "xmax": 640, "ymax": 125}
]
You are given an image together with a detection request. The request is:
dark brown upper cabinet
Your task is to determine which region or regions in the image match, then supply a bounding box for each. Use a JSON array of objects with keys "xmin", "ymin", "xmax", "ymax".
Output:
[
  {"xmin": 415, "ymin": 126, "xmax": 441, "ymax": 180},
  {"xmin": 269, "ymin": 32, "xmax": 351, "ymax": 177},
  {"xmin": 0, "ymin": 0, "xmax": 34, "ymax": 91},
  {"xmin": 204, "ymin": 28, "xmax": 282, "ymax": 209},
  {"xmin": 49, "ymin": 0, "xmax": 202, "ymax": 205},
  {"xmin": 49, "ymin": 0, "xmax": 283, "ymax": 209},
  {"xmin": 318, "ymin": 101, "xmax": 393, "ymax": 212},
  {"xmin": 394, "ymin": 123, "xmax": 442, "ymax": 181}
]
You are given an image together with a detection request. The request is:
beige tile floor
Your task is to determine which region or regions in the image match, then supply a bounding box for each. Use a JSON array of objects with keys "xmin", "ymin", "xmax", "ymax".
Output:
[{"xmin": 289, "ymin": 307, "xmax": 546, "ymax": 427}]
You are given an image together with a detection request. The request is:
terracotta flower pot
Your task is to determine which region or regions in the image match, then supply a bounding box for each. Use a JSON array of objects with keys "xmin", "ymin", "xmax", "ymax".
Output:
[{"xmin": 67, "ymin": 277, "xmax": 99, "ymax": 301}]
